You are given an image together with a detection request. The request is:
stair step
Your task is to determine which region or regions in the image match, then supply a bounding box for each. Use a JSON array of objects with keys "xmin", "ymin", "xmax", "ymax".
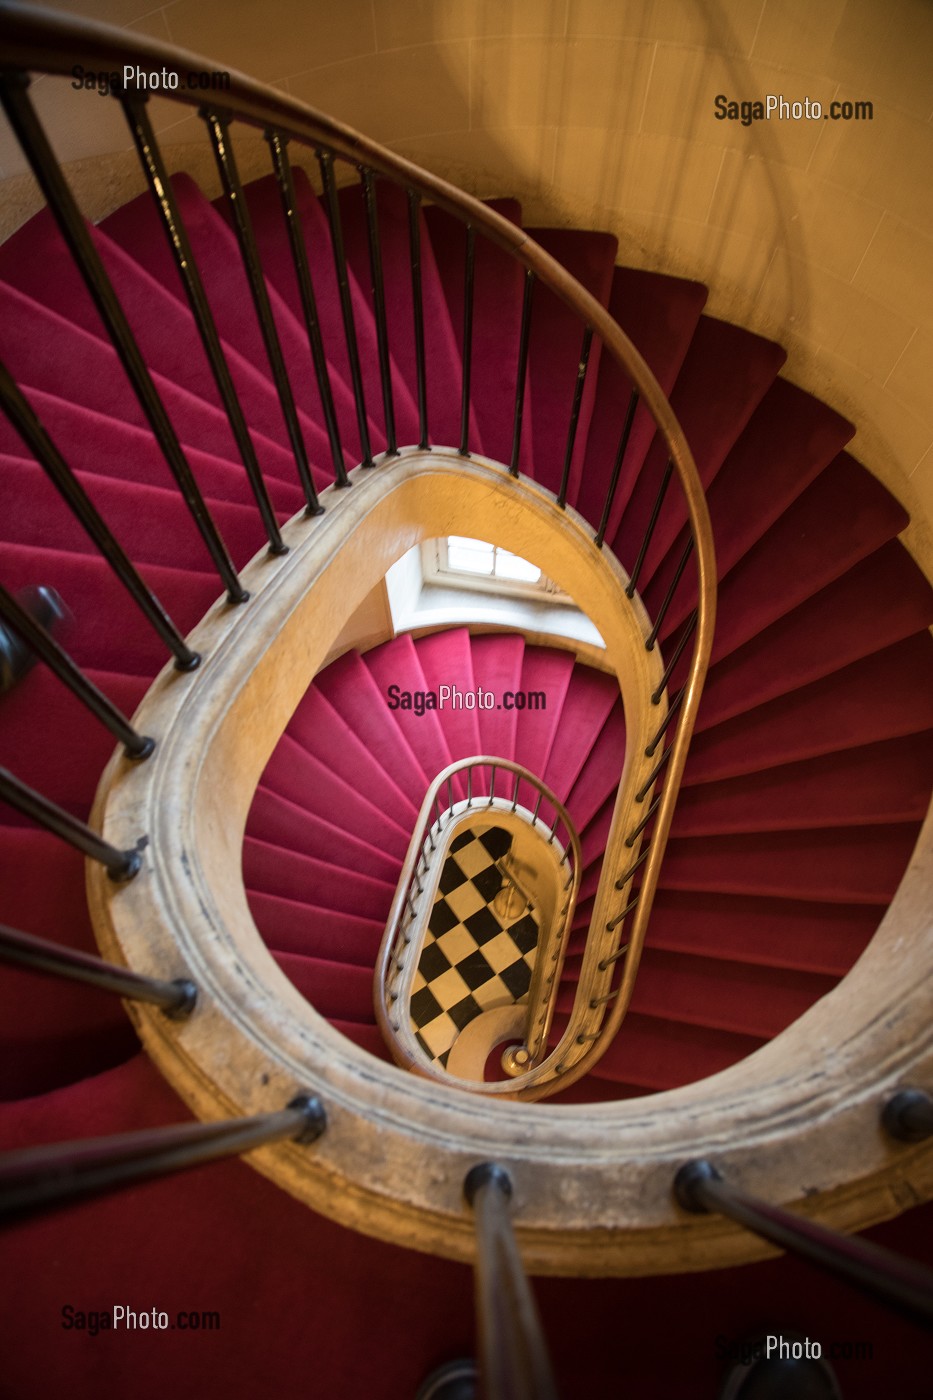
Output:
[
  {"xmin": 685, "ymin": 634, "xmax": 933, "ymax": 782},
  {"xmin": 644, "ymin": 376, "xmax": 856, "ymax": 636},
  {"xmin": 698, "ymin": 539, "xmax": 933, "ymax": 727},
  {"xmin": 424, "ymin": 199, "xmax": 528, "ymax": 468},
  {"xmin": 672, "ymin": 732, "xmax": 933, "ymax": 835},
  {"xmin": 574, "ymin": 266, "xmax": 708, "ymax": 537},
  {"xmin": 523, "ymin": 226, "xmax": 617, "ymax": 498},
  {"xmin": 243, "ymin": 835, "xmax": 396, "ymax": 924},
  {"xmin": 612, "ymin": 315, "xmax": 786, "ymax": 576},
  {"xmin": 103, "ymin": 176, "xmax": 340, "ymax": 476},
  {"xmin": 337, "ymin": 179, "xmax": 476, "ymax": 452},
  {"xmin": 241, "ymin": 168, "xmax": 413, "ymax": 462},
  {"xmin": 659, "ymin": 823, "xmax": 922, "ymax": 904}
]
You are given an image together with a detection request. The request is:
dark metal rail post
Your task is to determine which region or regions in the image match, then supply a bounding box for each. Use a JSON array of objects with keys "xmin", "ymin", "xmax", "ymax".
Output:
[
  {"xmin": 0, "ymin": 583, "xmax": 155, "ymax": 758},
  {"xmin": 0, "ymin": 1094, "xmax": 325, "ymax": 1223},
  {"xmin": 595, "ymin": 388, "xmax": 639, "ymax": 549},
  {"xmin": 0, "ymin": 922, "xmax": 196, "ymax": 1017},
  {"xmin": 0, "ymin": 362, "xmax": 200, "ymax": 671},
  {"xmin": 510, "ymin": 271, "xmax": 535, "ymax": 477},
  {"xmin": 459, "ymin": 225, "xmax": 476, "ymax": 457},
  {"xmin": 361, "ymin": 168, "xmax": 398, "ymax": 457},
  {"xmin": 266, "ymin": 131, "xmax": 348, "ymax": 485},
  {"xmin": 202, "ymin": 107, "xmax": 322, "ymax": 517},
  {"xmin": 0, "ymin": 74, "xmax": 249, "ymax": 606},
  {"xmin": 407, "ymin": 190, "xmax": 429, "ymax": 450},
  {"xmin": 883, "ymin": 1090, "xmax": 933, "ymax": 1144},
  {"xmin": 675, "ymin": 1159, "xmax": 933, "ymax": 1331},
  {"xmin": 557, "ymin": 326, "xmax": 592, "ymax": 508},
  {"xmin": 0, "ymin": 767, "xmax": 142, "ymax": 881},
  {"xmin": 464, "ymin": 1163, "xmax": 560, "ymax": 1400},
  {"xmin": 122, "ymin": 95, "xmax": 288, "ymax": 556},
  {"xmin": 318, "ymin": 151, "xmax": 374, "ymax": 467}
]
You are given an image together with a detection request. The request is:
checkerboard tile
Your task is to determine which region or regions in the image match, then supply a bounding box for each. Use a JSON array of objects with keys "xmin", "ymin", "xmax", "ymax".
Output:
[{"xmin": 409, "ymin": 824, "xmax": 540, "ymax": 1069}]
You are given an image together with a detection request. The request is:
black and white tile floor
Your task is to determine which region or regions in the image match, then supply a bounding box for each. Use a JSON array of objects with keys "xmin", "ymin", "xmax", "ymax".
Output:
[{"xmin": 409, "ymin": 825, "xmax": 540, "ymax": 1068}]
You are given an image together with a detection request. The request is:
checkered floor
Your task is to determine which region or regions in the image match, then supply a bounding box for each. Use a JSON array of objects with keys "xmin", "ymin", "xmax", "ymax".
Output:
[{"xmin": 409, "ymin": 824, "xmax": 540, "ymax": 1069}]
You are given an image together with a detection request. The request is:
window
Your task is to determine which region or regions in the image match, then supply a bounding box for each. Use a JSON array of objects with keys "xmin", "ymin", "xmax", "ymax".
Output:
[{"xmin": 423, "ymin": 537, "xmax": 571, "ymax": 602}]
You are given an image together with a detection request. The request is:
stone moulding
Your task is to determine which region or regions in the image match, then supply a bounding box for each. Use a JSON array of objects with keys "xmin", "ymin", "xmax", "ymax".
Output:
[{"xmin": 87, "ymin": 448, "xmax": 933, "ymax": 1276}]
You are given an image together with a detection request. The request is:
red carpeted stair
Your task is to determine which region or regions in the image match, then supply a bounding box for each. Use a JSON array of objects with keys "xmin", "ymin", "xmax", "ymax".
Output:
[{"xmin": 1, "ymin": 164, "xmax": 932, "ymax": 1398}]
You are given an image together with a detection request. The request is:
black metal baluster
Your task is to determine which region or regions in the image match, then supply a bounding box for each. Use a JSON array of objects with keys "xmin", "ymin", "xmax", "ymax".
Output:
[
  {"xmin": 0, "ymin": 76, "xmax": 248, "ymax": 606},
  {"xmin": 318, "ymin": 151, "xmax": 373, "ymax": 467},
  {"xmin": 0, "ymin": 584, "xmax": 154, "ymax": 758},
  {"xmin": 0, "ymin": 767, "xmax": 142, "ymax": 881},
  {"xmin": 361, "ymin": 169, "xmax": 398, "ymax": 458},
  {"xmin": 266, "ymin": 131, "xmax": 348, "ymax": 487},
  {"xmin": 675, "ymin": 1160, "xmax": 933, "ymax": 1330},
  {"xmin": 464, "ymin": 1164, "xmax": 560, "ymax": 1400},
  {"xmin": 202, "ymin": 108, "xmax": 322, "ymax": 516},
  {"xmin": 460, "ymin": 225, "xmax": 476, "ymax": 457},
  {"xmin": 626, "ymin": 793, "xmax": 662, "ymax": 847},
  {"xmin": 595, "ymin": 388, "xmax": 639, "ymax": 549},
  {"xmin": 557, "ymin": 327, "xmax": 593, "ymax": 508},
  {"xmin": 606, "ymin": 893, "xmax": 640, "ymax": 933},
  {"xmin": 407, "ymin": 190, "xmax": 429, "ymax": 450},
  {"xmin": 0, "ymin": 1094, "xmax": 325, "ymax": 1223},
  {"xmin": 510, "ymin": 270, "xmax": 535, "ymax": 476},
  {"xmin": 651, "ymin": 608, "xmax": 697, "ymax": 704},
  {"xmin": 883, "ymin": 1090, "xmax": 933, "ymax": 1144},
  {"xmin": 635, "ymin": 746, "xmax": 672, "ymax": 804},
  {"xmin": 645, "ymin": 536, "xmax": 694, "ymax": 651},
  {"xmin": 625, "ymin": 457, "xmax": 673, "ymax": 599},
  {"xmin": 0, "ymin": 922, "xmax": 195, "ymax": 1017},
  {"xmin": 615, "ymin": 844, "xmax": 650, "ymax": 889},
  {"xmin": 0, "ymin": 363, "xmax": 199, "ymax": 671},
  {"xmin": 645, "ymin": 685, "xmax": 685, "ymax": 757},
  {"xmin": 123, "ymin": 96, "xmax": 288, "ymax": 555}
]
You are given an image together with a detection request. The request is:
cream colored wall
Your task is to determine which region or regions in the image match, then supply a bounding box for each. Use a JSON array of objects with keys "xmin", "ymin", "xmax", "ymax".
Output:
[{"xmin": 2, "ymin": 0, "xmax": 931, "ymax": 565}]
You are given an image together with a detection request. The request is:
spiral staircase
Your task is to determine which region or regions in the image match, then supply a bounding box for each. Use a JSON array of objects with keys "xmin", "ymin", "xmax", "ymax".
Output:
[{"xmin": 1, "ymin": 8, "xmax": 932, "ymax": 1397}]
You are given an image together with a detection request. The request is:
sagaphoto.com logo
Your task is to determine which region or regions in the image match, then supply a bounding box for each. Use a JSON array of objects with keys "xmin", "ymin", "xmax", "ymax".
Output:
[{"xmin": 71, "ymin": 64, "xmax": 230, "ymax": 97}]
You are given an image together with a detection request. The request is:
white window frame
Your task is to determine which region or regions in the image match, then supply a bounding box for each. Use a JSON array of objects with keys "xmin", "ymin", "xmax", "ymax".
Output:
[{"xmin": 420, "ymin": 537, "xmax": 574, "ymax": 606}]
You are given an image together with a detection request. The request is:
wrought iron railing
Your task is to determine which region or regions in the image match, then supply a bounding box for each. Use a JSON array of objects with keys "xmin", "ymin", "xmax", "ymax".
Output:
[
  {"xmin": 0, "ymin": 2, "xmax": 715, "ymax": 1096},
  {"xmin": 0, "ymin": 9, "xmax": 930, "ymax": 1383}
]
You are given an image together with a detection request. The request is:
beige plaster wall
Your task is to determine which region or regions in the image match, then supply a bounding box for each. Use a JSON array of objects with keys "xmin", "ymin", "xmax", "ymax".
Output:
[{"xmin": 2, "ymin": 0, "xmax": 931, "ymax": 565}]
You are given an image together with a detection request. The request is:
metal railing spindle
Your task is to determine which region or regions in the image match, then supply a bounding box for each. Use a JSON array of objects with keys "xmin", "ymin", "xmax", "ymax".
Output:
[
  {"xmin": 407, "ymin": 190, "xmax": 429, "ymax": 450},
  {"xmin": 626, "ymin": 457, "xmax": 673, "ymax": 600},
  {"xmin": 595, "ymin": 388, "xmax": 639, "ymax": 549},
  {"xmin": 675, "ymin": 1160, "xmax": 933, "ymax": 1331},
  {"xmin": 510, "ymin": 270, "xmax": 534, "ymax": 476},
  {"xmin": 202, "ymin": 108, "xmax": 322, "ymax": 516},
  {"xmin": 266, "ymin": 131, "xmax": 348, "ymax": 486},
  {"xmin": 360, "ymin": 169, "xmax": 398, "ymax": 457},
  {"xmin": 0, "ymin": 767, "xmax": 142, "ymax": 881},
  {"xmin": 0, "ymin": 922, "xmax": 196, "ymax": 1016},
  {"xmin": 0, "ymin": 363, "xmax": 200, "ymax": 671},
  {"xmin": 0, "ymin": 76, "xmax": 248, "ymax": 605},
  {"xmin": 557, "ymin": 326, "xmax": 593, "ymax": 508},
  {"xmin": 464, "ymin": 1164, "xmax": 560, "ymax": 1400},
  {"xmin": 459, "ymin": 225, "xmax": 476, "ymax": 456},
  {"xmin": 317, "ymin": 151, "xmax": 373, "ymax": 467},
  {"xmin": 0, "ymin": 1094, "xmax": 326, "ymax": 1223},
  {"xmin": 123, "ymin": 96, "xmax": 288, "ymax": 555},
  {"xmin": 0, "ymin": 584, "xmax": 154, "ymax": 758}
]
